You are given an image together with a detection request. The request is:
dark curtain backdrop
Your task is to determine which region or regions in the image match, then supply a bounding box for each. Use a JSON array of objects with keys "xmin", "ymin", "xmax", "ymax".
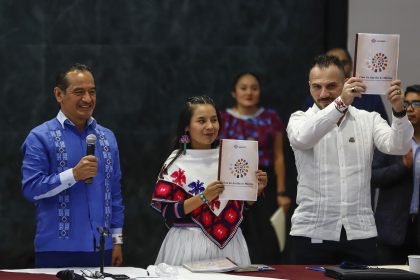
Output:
[{"xmin": 0, "ymin": 0, "xmax": 347, "ymax": 268}]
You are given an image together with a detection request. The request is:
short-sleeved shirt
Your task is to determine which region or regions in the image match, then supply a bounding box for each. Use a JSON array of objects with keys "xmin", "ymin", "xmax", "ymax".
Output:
[{"xmin": 220, "ymin": 108, "xmax": 284, "ymax": 167}]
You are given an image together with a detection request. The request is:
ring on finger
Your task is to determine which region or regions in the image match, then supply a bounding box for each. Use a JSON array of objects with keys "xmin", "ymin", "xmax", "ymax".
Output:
[{"xmin": 351, "ymin": 87, "xmax": 356, "ymax": 93}]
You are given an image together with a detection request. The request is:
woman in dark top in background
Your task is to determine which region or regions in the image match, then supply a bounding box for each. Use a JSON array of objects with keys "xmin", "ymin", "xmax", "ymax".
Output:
[{"xmin": 220, "ymin": 72, "xmax": 291, "ymax": 264}]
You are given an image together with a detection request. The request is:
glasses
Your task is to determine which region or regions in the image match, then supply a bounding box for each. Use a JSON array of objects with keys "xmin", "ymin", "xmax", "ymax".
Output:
[
  {"xmin": 403, "ymin": 101, "xmax": 420, "ymax": 108},
  {"xmin": 68, "ymin": 88, "xmax": 97, "ymax": 97},
  {"xmin": 80, "ymin": 269, "xmax": 104, "ymax": 279}
]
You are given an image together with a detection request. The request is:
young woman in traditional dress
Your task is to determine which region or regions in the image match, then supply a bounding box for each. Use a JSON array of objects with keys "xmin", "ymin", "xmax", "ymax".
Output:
[{"xmin": 151, "ymin": 95, "xmax": 267, "ymax": 266}]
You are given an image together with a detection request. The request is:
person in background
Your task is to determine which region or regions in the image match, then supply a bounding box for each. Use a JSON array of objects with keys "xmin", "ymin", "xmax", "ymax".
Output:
[
  {"xmin": 151, "ymin": 95, "xmax": 267, "ymax": 266},
  {"xmin": 326, "ymin": 48, "xmax": 353, "ymax": 79},
  {"xmin": 372, "ymin": 84, "xmax": 420, "ymax": 264},
  {"xmin": 219, "ymin": 72, "xmax": 291, "ymax": 264},
  {"xmin": 287, "ymin": 54, "xmax": 412, "ymax": 264},
  {"xmin": 21, "ymin": 63, "xmax": 124, "ymax": 268}
]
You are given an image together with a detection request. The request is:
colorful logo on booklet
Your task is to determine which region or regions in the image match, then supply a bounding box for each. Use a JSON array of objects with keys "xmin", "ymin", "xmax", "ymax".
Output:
[
  {"xmin": 366, "ymin": 52, "xmax": 388, "ymax": 73},
  {"xmin": 229, "ymin": 158, "xmax": 249, "ymax": 178}
]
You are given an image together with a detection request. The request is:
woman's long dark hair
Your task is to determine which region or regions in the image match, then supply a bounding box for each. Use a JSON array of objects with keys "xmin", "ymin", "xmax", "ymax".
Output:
[{"xmin": 164, "ymin": 95, "xmax": 221, "ymax": 173}]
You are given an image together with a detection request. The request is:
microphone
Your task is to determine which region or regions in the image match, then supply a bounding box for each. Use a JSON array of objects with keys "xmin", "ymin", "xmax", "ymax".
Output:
[{"xmin": 85, "ymin": 134, "xmax": 97, "ymax": 184}]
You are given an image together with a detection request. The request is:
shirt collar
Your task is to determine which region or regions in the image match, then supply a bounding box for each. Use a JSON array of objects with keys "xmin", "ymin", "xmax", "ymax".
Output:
[
  {"xmin": 226, "ymin": 107, "xmax": 264, "ymax": 120},
  {"xmin": 56, "ymin": 110, "xmax": 96, "ymax": 129}
]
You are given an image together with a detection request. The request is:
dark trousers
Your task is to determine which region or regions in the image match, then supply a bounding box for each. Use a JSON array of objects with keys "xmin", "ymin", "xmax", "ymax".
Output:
[
  {"xmin": 377, "ymin": 215, "xmax": 420, "ymax": 264},
  {"xmin": 35, "ymin": 250, "xmax": 112, "ymax": 268},
  {"xmin": 290, "ymin": 227, "xmax": 378, "ymax": 265}
]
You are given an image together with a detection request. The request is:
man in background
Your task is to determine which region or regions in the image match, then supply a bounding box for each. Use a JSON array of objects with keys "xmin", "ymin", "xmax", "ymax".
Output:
[
  {"xmin": 372, "ymin": 84, "xmax": 420, "ymax": 264},
  {"xmin": 326, "ymin": 48, "xmax": 352, "ymax": 78}
]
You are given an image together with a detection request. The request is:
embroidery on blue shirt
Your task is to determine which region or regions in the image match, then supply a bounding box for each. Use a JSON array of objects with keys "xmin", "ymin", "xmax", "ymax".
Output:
[
  {"xmin": 96, "ymin": 128, "xmax": 113, "ymax": 229},
  {"xmin": 50, "ymin": 129, "xmax": 71, "ymax": 239}
]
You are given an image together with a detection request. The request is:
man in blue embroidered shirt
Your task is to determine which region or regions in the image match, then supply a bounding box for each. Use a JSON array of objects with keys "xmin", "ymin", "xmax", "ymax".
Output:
[{"xmin": 21, "ymin": 63, "xmax": 125, "ymax": 268}]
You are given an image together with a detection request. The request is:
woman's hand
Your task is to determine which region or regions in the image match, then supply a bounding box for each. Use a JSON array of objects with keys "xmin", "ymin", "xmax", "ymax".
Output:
[
  {"xmin": 203, "ymin": 180, "xmax": 225, "ymax": 201},
  {"xmin": 184, "ymin": 181, "xmax": 224, "ymax": 214},
  {"xmin": 246, "ymin": 170, "xmax": 268, "ymax": 206},
  {"xmin": 256, "ymin": 170, "xmax": 267, "ymax": 196}
]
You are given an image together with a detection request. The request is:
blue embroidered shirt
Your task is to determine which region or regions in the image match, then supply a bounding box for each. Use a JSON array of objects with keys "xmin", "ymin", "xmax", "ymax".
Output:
[{"xmin": 21, "ymin": 111, "xmax": 124, "ymax": 252}]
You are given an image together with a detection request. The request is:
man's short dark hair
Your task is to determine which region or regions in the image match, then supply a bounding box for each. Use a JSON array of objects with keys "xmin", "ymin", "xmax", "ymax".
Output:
[
  {"xmin": 405, "ymin": 84, "xmax": 420, "ymax": 95},
  {"xmin": 55, "ymin": 63, "xmax": 93, "ymax": 91},
  {"xmin": 309, "ymin": 54, "xmax": 345, "ymax": 78}
]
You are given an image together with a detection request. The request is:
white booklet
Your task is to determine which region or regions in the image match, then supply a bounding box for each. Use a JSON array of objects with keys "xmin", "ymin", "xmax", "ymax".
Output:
[
  {"xmin": 183, "ymin": 257, "xmax": 238, "ymax": 273},
  {"xmin": 353, "ymin": 33, "xmax": 399, "ymax": 95},
  {"xmin": 217, "ymin": 139, "xmax": 258, "ymax": 201}
]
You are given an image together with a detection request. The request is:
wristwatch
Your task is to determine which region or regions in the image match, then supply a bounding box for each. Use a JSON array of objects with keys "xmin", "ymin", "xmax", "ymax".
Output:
[{"xmin": 392, "ymin": 108, "xmax": 407, "ymax": 118}]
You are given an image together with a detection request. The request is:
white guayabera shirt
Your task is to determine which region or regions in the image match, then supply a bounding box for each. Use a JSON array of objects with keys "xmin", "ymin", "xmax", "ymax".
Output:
[{"xmin": 287, "ymin": 101, "xmax": 413, "ymax": 241}]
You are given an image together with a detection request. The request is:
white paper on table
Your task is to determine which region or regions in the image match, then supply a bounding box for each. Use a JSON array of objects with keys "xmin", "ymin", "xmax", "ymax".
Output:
[
  {"xmin": 183, "ymin": 257, "xmax": 238, "ymax": 273},
  {"xmin": 270, "ymin": 207, "xmax": 286, "ymax": 252},
  {"xmin": 218, "ymin": 139, "xmax": 258, "ymax": 201},
  {"xmin": 353, "ymin": 33, "xmax": 399, "ymax": 95}
]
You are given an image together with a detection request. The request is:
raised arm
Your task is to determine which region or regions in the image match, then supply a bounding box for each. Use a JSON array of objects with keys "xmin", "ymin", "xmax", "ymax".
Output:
[
  {"xmin": 373, "ymin": 80, "xmax": 413, "ymax": 155},
  {"xmin": 287, "ymin": 102, "xmax": 344, "ymax": 150}
]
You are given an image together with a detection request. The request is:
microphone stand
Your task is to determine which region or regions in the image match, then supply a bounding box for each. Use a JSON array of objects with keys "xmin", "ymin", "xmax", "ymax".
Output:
[
  {"xmin": 97, "ymin": 227, "xmax": 129, "ymax": 279},
  {"xmin": 97, "ymin": 227, "xmax": 109, "ymax": 276}
]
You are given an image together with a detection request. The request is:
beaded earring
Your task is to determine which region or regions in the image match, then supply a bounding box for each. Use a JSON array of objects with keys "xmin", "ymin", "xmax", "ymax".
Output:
[{"xmin": 180, "ymin": 133, "xmax": 190, "ymax": 155}]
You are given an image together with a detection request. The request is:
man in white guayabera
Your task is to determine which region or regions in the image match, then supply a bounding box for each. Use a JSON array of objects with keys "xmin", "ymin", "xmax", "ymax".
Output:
[{"xmin": 287, "ymin": 54, "xmax": 413, "ymax": 265}]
